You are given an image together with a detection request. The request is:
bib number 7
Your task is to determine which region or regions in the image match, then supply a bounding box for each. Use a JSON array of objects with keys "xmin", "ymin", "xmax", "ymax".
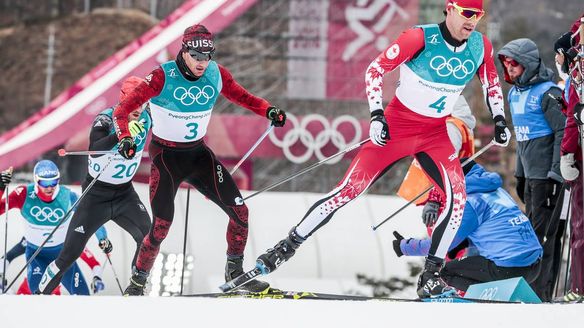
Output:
[{"xmin": 429, "ymin": 96, "xmax": 447, "ymax": 113}]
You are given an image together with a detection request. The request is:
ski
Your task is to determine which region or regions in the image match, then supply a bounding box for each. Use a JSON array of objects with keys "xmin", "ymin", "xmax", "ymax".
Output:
[
  {"xmin": 218, "ymin": 267, "xmax": 263, "ymax": 293},
  {"xmin": 187, "ymin": 289, "xmax": 518, "ymax": 303}
]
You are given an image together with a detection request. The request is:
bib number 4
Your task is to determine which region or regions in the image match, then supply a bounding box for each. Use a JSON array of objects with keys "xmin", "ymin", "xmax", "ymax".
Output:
[{"xmin": 429, "ymin": 96, "xmax": 447, "ymax": 113}]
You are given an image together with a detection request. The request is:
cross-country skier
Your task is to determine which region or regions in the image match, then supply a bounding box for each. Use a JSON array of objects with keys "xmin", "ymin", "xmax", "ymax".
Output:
[
  {"xmin": 0, "ymin": 237, "xmax": 105, "ymax": 294},
  {"xmin": 392, "ymin": 160, "xmax": 542, "ymax": 294},
  {"xmin": 111, "ymin": 24, "xmax": 287, "ymax": 295},
  {"xmin": 0, "ymin": 161, "xmax": 110, "ymax": 294},
  {"xmin": 38, "ymin": 76, "xmax": 152, "ymax": 295},
  {"xmin": 253, "ymin": 0, "xmax": 511, "ymax": 298}
]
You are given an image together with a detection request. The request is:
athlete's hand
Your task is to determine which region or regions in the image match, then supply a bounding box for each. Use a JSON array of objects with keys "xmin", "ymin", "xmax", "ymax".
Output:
[
  {"xmin": 0, "ymin": 167, "xmax": 13, "ymax": 191},
  {"xmin": 560, "ymin": 153, "xmax": 579, "ymax": 181},
  {"xmin": 266, "ymin": 106, "xmax": 286, "ymax": 127},
  {"xmin": 128, "ymin": 120, "xmax": 146, "ymax": 138},
  {"xmin": 369, "ymin": 109, "xmax": 389, "ymax": 147},
  {"xmin": 422, "ymin": 201, "xmax": 440, "ymax": 227},
  {"xmin": 493, "ymin": 115, "xmax": 511, "ymax": 147},
  {"xmin": 118, "ymin": 137, "xmax": 137, "ymax": 159},
  {"xmin": 99, "ymin": 238, "xmax": 113, "ymax": 254},
  {"xmin": 392, "ymin": 231, "xmax": 404, "ymax": 257},
  {"xmin": 91, "ymin": 276, "xmax": 105, "ymax": 294},
  {"xmin": 574, "ymin": 103, "xmax": 584, "ymax": 126}
]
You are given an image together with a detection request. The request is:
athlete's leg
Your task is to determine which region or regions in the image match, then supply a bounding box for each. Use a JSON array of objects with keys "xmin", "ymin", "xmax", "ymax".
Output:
[
  {"xmin": 38, "ymin": 191, "xmax": 109, "ymax": 294},
  {"xmin": 112, "ymin": 187, "xmax": 152, "ymax": 268},
  {"xmin": 60, "ymin": 262, "xmax": 90, "ymax": 295},
  {"xmin": 134, "ymin": 143, "xmax": 185, "ymax": 274},
  {"xmin": 415, "ymin": 135, "xmax": 466, "ymax": 297},
  {"xmin": 257, "ymin": 138, "xmax": 414, "ymax": 274},
  {"xmin": 27, "ymin": 246, "xmax": 59, "ymax": 294}
]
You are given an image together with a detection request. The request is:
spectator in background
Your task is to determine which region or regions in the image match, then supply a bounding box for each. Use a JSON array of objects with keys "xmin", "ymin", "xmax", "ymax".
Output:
[
  {"xmin": 557, "ymin": 13, "xmax": 584, "ymax": 303},
  {"xmin": 392, "ymin": 160, "xmax": 542, "ymax": 294},
  {"xmin": 497, "ymin": 38, "xmax": 565, "ymax": 301}
]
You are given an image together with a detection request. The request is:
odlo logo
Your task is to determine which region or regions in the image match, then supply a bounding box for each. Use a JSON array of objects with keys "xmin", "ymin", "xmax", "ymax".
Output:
[
  {"xmin": 216, "ymin": 165, "xmax": 224, "ymax": 183},
  {"xmin": 186, "ymin": 39, "xmax": 214, "ymax": 49}
]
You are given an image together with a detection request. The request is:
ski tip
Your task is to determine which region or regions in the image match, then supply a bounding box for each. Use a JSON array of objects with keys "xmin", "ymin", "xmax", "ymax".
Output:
[{"xmin": 57, "ymin": 148, "xmax": 67, "ymax": 157}]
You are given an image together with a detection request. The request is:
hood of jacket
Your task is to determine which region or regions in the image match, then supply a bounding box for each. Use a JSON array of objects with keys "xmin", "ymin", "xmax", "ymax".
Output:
[
  {"xmin": 497, "ymin": 38, "xmax": 555, "ymax": 88},
  {"xmin": 465, "ymin": 163, "xmax": 502, "ymax": 194}
]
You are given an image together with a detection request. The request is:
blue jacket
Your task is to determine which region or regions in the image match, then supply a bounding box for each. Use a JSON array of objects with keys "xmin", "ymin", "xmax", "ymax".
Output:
[{"xmin": 401, "ymin": 164, "xmax": 542, "ymax": 267}]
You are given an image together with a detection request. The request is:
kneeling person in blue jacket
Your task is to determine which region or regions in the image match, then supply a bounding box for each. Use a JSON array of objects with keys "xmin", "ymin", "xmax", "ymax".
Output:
[{"xmin": 392, "ymin": 160, "xmax": 542, "ymax": 292}]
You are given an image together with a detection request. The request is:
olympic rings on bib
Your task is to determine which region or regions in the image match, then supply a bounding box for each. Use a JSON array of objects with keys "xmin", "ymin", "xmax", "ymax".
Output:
[
  {"xmin": 29, "ymin": 206, "xmax": 65, "ymax": 223},
  {"xmin": 429, "ymin": 56, "xmax": 475, "ymax": 80},
  {"xmin": 269, "ymin": 113, "xmax": 362, "ymax": 164},
  {"xmin": 173, "ymin": 85, "xmax": 216, "ymax": 106}
]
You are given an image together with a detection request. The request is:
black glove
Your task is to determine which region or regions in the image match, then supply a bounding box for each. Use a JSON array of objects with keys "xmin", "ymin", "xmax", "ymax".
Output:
[
  {"xmin": 118, "ymin": 137, "xmax": 137, "ymax": 159},
  {"xmin": 392, "ymin": 231, "xmax": 404, "ymax": 257},
  {"xmin": 422, "ymin": 201, "xmax": 440, "ymax": 227},
  {"xmin": 562, "ymin": 47, "xmax": 579, "ymax": 74},
  {"xmin": 0, "ymin": 169, "xmax": 12, "ymax": 191},
  {"xmin": 266, "ymin": 106, "xmax": 286, "ymax": 127},
  {"xmin": 574, "ymin": 103, "xmax": 584, "ymax": 126},
  {"xmin": 369, "ymin": 109, "xmax": 390, "ymax": 146},
  {"xmin": 493, "ymin": 115, "xmax": 511, "ymax": 147},
  {"xmin": 99, "ymin": 238, "xmax": 113, "ymax": 254},
  {"xmin": 515, "ymin": 177, "xmax": 526, "ymax": 204}
]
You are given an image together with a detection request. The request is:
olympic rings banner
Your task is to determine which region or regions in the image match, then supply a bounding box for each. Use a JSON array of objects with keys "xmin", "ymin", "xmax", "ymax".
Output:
[
  {"xmin": 205, "ymin": 114, "xmax": 369, "ymax": 164},
  {"xmin": 288, "ymin": 0, "xmax": 419, "ymax": 101}
]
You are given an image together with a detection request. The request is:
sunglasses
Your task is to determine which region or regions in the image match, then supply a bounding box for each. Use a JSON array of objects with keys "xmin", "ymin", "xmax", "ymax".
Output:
[
  {"xmin": 451, "ymin": 2, "xmax": 485, "ymax": 20},
  {"xmin": 503, "ymin": 57, "xmax": 521, "ymax": 67},
  {"xmin": 187, "ymin": 48, "xmax": 214, "ymax": 61},
  {"xmin": 37, "ymin": 178, "xmax": 59, "ymax": 188}
]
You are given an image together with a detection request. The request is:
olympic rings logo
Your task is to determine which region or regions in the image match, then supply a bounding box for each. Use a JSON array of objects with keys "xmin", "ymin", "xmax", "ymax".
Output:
[
  {"xmin": 173, "ymin": 85, "xmax": 216, "ymax": 106},
  {"xmin": 29, "ymin": 206, "xmax": 65, "ymax": 223},
  {"xmin": 269, "ymin": 113, "xmax": 362, "ymax": 164},
  {"xmin": 429, "ymin": 56, "xmax": 475, "ymax": 79}
]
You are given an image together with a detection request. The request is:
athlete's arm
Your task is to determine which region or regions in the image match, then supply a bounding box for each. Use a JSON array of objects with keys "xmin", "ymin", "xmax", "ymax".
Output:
[
  {"xmin": 218, "ymin": 64, "xmax": 270, "ymax": 116},
  {"xmin": 0, "ymin": 185, "xmax": 27, "ymax": 215},
  {"xmin": 365, "ymin": 28, "xmax": 425, "ymax": 112},
  {"xmin": 113, "ymin": 68, "xmax": 165, "ymax": 140},
  {"xmin": 476, "ymin": 36, "xmax": 505, "ymax": 119},
  {"xmin": 89, "ymin": 114, "xmax": 118, "ymax": 151}
]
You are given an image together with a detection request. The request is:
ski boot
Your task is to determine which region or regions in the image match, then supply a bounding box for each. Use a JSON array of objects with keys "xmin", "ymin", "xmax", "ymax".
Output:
[
  {"xmin": 554, "ymin": 291, "xmax": 584, "ymax": 303},
  {"xmin": 256, "ymin": 228, "xmax": 306, "ymax": 274},
  {"xmin": 417, "ymin": 256, "xmax": 458, "ymax": 298},
  {"xmin": 225, "ymin": 255, "xmax": 270, "ymax": 293},
  {"xmin": 123, "ymin": 268, "xmax": 149, "ymax": 296}
]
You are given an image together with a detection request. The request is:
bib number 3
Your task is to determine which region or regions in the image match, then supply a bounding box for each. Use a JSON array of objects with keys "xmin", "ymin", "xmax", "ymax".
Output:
[
  {"xmin": 429, "ymin": 96, "xmax": 447, "ymax": 113},
  {"xmin": 185, "ymin": 122, "xmax": 199, "ymax": 140}
]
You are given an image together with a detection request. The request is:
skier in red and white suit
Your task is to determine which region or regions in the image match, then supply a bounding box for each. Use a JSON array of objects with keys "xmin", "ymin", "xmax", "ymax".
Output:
[{"xmin": 256, "ymin": 0, "xmax": 511, "ymax": 298}]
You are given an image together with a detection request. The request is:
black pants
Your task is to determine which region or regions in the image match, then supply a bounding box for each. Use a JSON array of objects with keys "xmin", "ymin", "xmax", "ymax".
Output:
[
  {"xmin": 441, "ymin": 255, "xmax": 541, "ymax": 292},
  {"xmin": 523, "ymin": 178, "xmax": 563, "ymax": 300},
  {"xmin": 135, "ymin": 139, "xmax": 248, "ymax": 273},
  {"xmin": 42, "ymin": 181, "xmax": 151, "ymax": 294}
]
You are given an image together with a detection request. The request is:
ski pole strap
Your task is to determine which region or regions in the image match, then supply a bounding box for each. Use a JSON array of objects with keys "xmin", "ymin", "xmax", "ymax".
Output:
[
  {"xmin": 372, "ymin": 140, "xmax": 496, "ymax": 231},
  {"xmin": 243, "ymin": 138, "xmax": 370, "ymax": 202}
]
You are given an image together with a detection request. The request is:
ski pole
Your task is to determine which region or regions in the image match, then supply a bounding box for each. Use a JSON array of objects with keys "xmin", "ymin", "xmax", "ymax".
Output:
[
  {"xmin": 180, "ymin": 187, "xmax": 191, "ymax": 296},
  {"xmin": 372, "ymin": 140, "xmax": 496, "ymax": 231},
  {"xmin": 2, "ymin": 167, "xmax": 13, "ymax": 294},
  {"xmin": 58, "ymin": 148, "xmax": 118, "ymax": 157},
  {"xmin": 554, "ymin": 190, "xmax": 571, "ymax": 297},
  {"xmin": 230, "ymin": 124, "xmax": 274, "ymax": 175},
  {"xmin": 5, "ymin": 156, "xmax": 114, "ymax": 292},
  {"xmin": 104, "ymin": 254, "xmax": 123, "ymax": 295},
  {"xmin": 241, "ymin": 138, "xmax": 370, "ymax": 202}
]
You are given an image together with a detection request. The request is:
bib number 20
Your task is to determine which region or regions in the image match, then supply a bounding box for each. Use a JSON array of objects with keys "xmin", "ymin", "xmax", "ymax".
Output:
[
  {"xmin": 429, "ymin": 96, "xmax": 447, "ymax": 113},
  {"xmin": 112, "ymin": 163, "xmax": 138, "ymax": 179}
]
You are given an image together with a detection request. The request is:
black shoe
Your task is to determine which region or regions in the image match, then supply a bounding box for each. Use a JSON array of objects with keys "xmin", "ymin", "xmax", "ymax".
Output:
[
  {"xmin": 123, "ymin": 269, "xmax": 148, "ymax": 296},
  {"xmin": 416, "ymin": 256, "xmax": 457, "ymax": 298},
  {"xmin": 225, "ymin": 256, "xmax": 270, "ymax": 293},
  {"xmin": 256, "ymin": 228, "xmax": 305, "ymax": 274}
]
